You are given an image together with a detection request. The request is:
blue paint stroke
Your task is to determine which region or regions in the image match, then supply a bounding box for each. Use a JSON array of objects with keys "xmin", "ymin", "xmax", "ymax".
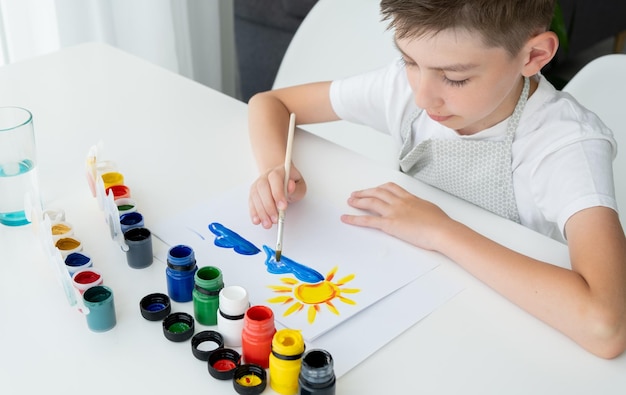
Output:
[
  {"xmin": 208, "ymin": 222, "xmax": 260, "ymax": 255},
  {"xmin": 262, "ymin": 245, "xmax": 324, "ymax": 283}
]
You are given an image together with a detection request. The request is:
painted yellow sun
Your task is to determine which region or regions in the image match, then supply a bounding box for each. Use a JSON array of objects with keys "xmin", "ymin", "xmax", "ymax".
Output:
[{"xmin": 267, "ymin": 266, "xmax": 360, "ymax": 324}]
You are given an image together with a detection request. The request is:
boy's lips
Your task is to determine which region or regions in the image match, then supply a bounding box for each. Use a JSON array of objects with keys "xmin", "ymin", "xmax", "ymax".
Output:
[{"xmin": 427, "ymin": 112, "xmax": 452, "ymax": 122}]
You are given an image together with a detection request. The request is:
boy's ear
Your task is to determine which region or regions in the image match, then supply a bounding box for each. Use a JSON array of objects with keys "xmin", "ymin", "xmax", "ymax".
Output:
[{"xmin": 521, "ymin": 31, "xmax": 559, "ymax": 76}]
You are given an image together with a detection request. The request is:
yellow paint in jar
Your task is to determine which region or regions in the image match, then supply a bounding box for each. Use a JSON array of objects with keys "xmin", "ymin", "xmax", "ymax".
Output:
[
  {"xmin": 101, "ymin": 171, "xmax": 124, "ymax": 189},
  {"xmin": 51, "ymin": 223, "xmax": 72, "ymax": 236},
  {"xmin": 55, "ymin": 237, "xmax": 82, "ymax": 257},
  {"xmin": 55, "ymin": 237, "xmax": 81, "ymax": 250},
  {"xmin": 236, "ymin": 374, "xmax": 263, "ymax": 387}
]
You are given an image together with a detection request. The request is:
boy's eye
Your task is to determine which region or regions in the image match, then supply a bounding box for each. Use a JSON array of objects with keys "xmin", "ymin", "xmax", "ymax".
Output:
[
  {"xmin": 400, "ymin": 57, "xmax": 418, "ymax": 68},
  {"xmin": 443, "ymin": 76, "xmax": 469, "ymax": 87},
  {"xmin": 400, "ymin": 57, "xmax": 469, "ymax": 87}
]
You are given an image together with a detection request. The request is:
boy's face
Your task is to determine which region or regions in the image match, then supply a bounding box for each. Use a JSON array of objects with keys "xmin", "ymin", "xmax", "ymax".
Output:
[{"xmin": 396, "ymin": 28, "xmax": 528, "ymax": 135}]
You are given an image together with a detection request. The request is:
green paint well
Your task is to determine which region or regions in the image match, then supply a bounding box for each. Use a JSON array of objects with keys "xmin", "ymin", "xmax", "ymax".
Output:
[{"xmin": 168, "ymin": 322, "xmax": 190, "ymax": 333}]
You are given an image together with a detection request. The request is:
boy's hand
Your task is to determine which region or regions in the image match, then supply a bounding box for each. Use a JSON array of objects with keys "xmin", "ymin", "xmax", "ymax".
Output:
[
  {"xmin": 340, "ymin": 182, "xmax": 453, "ymax": 251},
  {"xmin": 249, "ymin": 165, "xmax": 307, "ymax": 229}
]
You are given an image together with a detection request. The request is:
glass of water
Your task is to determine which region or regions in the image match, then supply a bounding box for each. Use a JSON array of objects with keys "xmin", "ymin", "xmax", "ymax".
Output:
[{"xmin": 0, "ymin": 107, "xmax": 41, "ymax": 226}]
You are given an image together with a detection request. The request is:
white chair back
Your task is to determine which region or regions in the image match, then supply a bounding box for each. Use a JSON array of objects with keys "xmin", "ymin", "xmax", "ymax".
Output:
[
  {"xmin": 273, "ymin": 0, "xmax": 400, "ymax": 168},
  {"xmin": 562, "ymin": 54, "xmax": 626, "ymax": 226}
]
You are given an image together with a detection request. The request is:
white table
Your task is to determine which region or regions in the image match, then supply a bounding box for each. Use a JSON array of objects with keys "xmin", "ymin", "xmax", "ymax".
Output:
[{"xmin": 0, "ymin": 43, "xmax": 624, "ymax": 395}]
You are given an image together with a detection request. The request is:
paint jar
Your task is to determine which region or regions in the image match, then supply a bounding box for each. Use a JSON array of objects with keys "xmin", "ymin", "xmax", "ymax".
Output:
[
  {"xmin": 120, "ymin": 211, "xmax": 144, "ymax": 233},
  {"xmin": 0, "ymin": 107, "xmax": 41, "ymax": 227},
  {"xmin": 83, "ymin": 285, "xmax": 116, "ymax": 332},
  {"xmin": 101, "ymin": 171, "xmax": 124, "ymax": 190},
  {"xmin": 105, "ymin": 184, "xmax": 130, "ymax": 200},
  {"xmin": 87, "ymin": 160, "xmax": 116, "ymax": 197},
  {"xmin": 193, "ymin": 266, "xmax": 224, "ymax": 326},
  {"xmin": 270, "ymin": 329, "xmax": 305, "ymax": 395},
  {"xmin": 115, "ymin": 197, "xmax": 137, "ymax": 216},
  {"xmin": 298, "ymin": 349, "xmax": 336, "ymax": 395},
  {"xmin": 72, "ymin": 268, "xmax": 103, "ymax": 294},
  {"xmin": 241, "ymin": 305, "xmax": 276, "ymax": 368},
  {"xmin": 55, "ymin": 236, "xmax": 82, "ymax": 258},
  {"xmin": 95, "ymin": 161, "xmax": 117, "ymax": 177},
  {"xmin": 165, "ymin": 245, "xmax": 198, "ymax": 302},
  {"xmin": 43, "ymin": 209, "xmax": 65, "ymax": 222},
  {"xmin": 218, "ymin": 285, "xmax": 249, "ymax": 347},
  {"xmin": 124, "ymin": 227, "xmax": 153, "ymax": 269},
  {"xmin": 51, "ymin": 221, "xmax": 73, "ymax": 242},
  {"xmin": 233, "ymin": 364, "xmax": 267, "ymax": 395},
  {"xmin": 65, "ymin": 252, "xmax": 93, "ymax": 276}
]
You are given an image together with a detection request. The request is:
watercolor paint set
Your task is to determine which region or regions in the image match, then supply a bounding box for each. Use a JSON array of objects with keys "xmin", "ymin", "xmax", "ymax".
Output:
[
  {"xmin": 31, "ymin": 141, "xmax": 155, "ymax": 333},
  {"xmin": 38, "ymin": 207, "xmax": 116, "ymax": 333},
  {"xmin": 85, "ymin": 143, "xmax": 153, "ymax": 269}
]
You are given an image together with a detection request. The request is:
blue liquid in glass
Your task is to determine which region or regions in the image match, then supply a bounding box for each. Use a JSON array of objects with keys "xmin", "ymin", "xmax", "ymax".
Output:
[{"xmin": 0, "ymin": 159, "xmax": 37, "ymax": 226}]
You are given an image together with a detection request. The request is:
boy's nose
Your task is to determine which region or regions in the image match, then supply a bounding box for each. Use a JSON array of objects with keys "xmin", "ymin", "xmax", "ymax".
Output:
[{"xmin": 413, "ymin": 76, "xmax": 442, "ymax": 110}]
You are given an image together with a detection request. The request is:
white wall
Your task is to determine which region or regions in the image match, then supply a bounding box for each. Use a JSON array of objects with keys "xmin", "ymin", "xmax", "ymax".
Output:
[{"xmin": 0, "ymin": 0, "xmax": 238, "ymax": 99}]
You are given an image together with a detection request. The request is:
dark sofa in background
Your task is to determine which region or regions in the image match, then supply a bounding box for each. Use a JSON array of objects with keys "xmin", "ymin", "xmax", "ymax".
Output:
[
  {"xmin": 234, "ymin": 0, "xmax": 318, "ymax": 102},
  {"xmin": 557, "ymin": 0, "xmax": 626, "ymax": 61}
]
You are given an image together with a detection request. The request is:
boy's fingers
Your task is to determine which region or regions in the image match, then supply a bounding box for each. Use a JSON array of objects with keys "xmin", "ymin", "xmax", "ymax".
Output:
[
  {"xmin": 268, "ymin": 169, "xmax": 288, "ymax": 206},
  {"xmin": 249, "ymin": 179, "xmax": 278, "ymax": 228},
  {"xmin": 249, "ymin": 191, "xmax": 267, "ymax": 227},
  {"xmin": 283, "ymin": 180, "xmax": 306, "ymax": 207}
]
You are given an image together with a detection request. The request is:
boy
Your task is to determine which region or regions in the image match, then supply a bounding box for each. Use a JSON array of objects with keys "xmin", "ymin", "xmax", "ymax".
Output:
[{"xmin": 247, "ymin": 0, "xmax": 626, "ymax": 358}]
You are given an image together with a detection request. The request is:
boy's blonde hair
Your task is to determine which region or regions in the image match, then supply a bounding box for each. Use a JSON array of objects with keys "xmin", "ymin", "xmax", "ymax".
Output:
[{"xmin": 380, "ymin": 0, "xmax": 556, "ymax": 56}]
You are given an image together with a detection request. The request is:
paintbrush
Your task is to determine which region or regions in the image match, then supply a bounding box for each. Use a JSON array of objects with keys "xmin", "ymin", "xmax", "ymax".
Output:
[{"xmin": 275, "ymin": 112, "xmax": 296, "ymax": 262}]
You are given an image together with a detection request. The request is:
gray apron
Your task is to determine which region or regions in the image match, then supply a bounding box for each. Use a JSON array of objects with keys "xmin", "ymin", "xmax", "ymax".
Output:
[{"xmin": 398, "ymin": 77, "xmax": 530, "ymax": 223}]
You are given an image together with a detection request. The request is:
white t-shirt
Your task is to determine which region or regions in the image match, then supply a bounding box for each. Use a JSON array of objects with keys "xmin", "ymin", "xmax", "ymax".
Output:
[{"xmin": 330, "ymin": 58, "xmax": 617, "ymax": 243}]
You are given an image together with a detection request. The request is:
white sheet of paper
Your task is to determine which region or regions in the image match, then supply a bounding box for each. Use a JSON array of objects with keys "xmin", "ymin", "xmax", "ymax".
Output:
[
  {"xmin": 309, "ymin": 267, "xmax": 464, "ymax": 377},
  {"xmin": 152, "ymin": 185, "xmax": 440, "ymax": 341}
]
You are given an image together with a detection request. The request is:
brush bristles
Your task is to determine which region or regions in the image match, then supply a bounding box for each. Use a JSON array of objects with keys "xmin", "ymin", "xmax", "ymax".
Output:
[{"xmin": 275, "ymin": 250, "xmax": 282, "ymax": 262}]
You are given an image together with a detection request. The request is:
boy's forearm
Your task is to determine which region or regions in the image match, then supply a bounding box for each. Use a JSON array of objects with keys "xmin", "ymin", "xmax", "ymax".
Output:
[
  {"xmin": 436, "ymin": 217, "xmax": 626, "ymax": 358},
  {"xmin": 248, "ymin": 92, "xmax": 292, "ymax": 173},
  {"xmin": 247, "ymin": 82, "xmax": 337, "ymax": 174}
]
